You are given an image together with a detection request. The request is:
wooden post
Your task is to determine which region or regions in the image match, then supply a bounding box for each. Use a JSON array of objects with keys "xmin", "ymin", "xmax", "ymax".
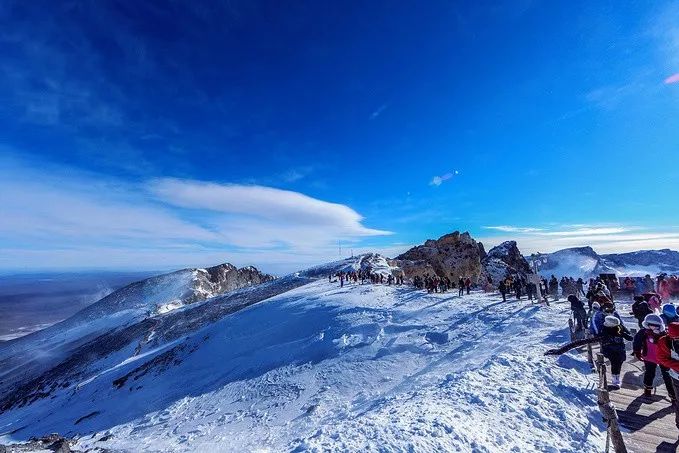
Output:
[
  {"xmin": 596, "ymin": 353, "xmax": 606, "ymax": 387},
  {"xmin": 586, "ymin": 337, "xmax": 594, "ymax": 370},
  {"xmin": 597, "ymin": 387, "xmax": 627, "ymax": 453},
  {"xmin": 596, "ymin": 353, "xmax": 627, "ymax": 453}
]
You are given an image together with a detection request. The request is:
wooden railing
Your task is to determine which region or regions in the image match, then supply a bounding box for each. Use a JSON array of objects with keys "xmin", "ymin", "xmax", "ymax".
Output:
[{"xmin": 595, "ymin": 352, "xmax": 627, "ymax": 453}]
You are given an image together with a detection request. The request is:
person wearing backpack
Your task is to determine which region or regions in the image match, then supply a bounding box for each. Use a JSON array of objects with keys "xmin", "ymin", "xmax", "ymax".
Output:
[
  {"xmin": 631, "ymin": 295, "xmax": 653, "ymax": 329},
  {"xmin": 633, "ymin": 314, "xmax": 676, "ymax": 398},
  {"xmin": 591, "ymin": 302, "xmax": 624, "ymax": 336},
  {"xmin": 546, "ymin": 315, "xmax": 632, "ymax": 388}
]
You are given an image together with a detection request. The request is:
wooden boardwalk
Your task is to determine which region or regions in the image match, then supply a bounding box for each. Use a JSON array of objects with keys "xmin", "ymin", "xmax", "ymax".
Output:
[{"xmin": 608, "ymin": 356, "xmax": 679, "ymax": 452}]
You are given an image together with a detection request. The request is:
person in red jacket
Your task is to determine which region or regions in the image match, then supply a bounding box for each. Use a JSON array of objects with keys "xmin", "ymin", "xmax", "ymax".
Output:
[{"xmin": 655, "ymin": 322, "xmax": 679, "ymax": 428}]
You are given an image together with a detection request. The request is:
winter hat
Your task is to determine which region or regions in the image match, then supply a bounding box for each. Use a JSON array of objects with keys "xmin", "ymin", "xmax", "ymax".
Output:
[
  {"xmin": 592, "ymin": 301, "xmax": 601, "ymax": 310},
  {"xmin": 668, "ymin": 322, "xmax": 679, "ymax": 339},
  {"xmin": 663, "ymin": 304, "xmax": 677, "ymax": 319},
  {"xmin": 642, "ymin": 314, "xmax": 665, "ymax": 331},
  {"xmin": 604, "ymin": 315, "xmax": 620, "ymax": 328},
  {"xmin": 634, "ymin": 295, "xmax": 645, "ymax": 302},
  {"xmin": 567, "ymin": 295, "xmax": 579, "ymax": 303}
]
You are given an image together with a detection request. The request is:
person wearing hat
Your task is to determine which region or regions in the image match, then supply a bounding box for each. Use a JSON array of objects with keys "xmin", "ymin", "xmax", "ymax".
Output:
[
  {"xmin": 546, "ymin": 314, "xmax": 632, "ymax": 388},
  {"xmin": 656, "ymin": 322, "xmax": 679, "ymax": 428},
  {"xmin": 661, "ymin": 304, "xmax": 679, "ymax": 327},
  {"xmin": 631, "ymin": 295, "xmax": 653, "ymax": 329},
  {"xmin": 588, "ymin": 301, "xmax": 601, "ymax": 333},
  {"xmin": 590, "ymin": 302, "xmax": 623, "ymax": 336},
  {"xmin": 633, "ymin": 314, "xmax": 675, "ymax": 398}
]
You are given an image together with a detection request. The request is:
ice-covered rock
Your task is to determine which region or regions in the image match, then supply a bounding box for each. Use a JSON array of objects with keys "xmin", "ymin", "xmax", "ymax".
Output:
[{"xmin": 482, "ymin": 241, "xmax": 532, "ymax": 283}]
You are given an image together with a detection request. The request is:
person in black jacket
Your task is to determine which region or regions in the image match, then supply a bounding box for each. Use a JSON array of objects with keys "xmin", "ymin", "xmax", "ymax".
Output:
[
  {"xmin": 546, "ymin": 315, "xmax": 632, "ymax": 388},
  {"xmin": 498, "ymin": 280, "xmax": 507, "ymax": 302},
  {"xmin": 549, "ymin": 276, "xmax": 559, "ymax": 301},
  {"xmin": 631, "ymin": 295, "xmax": 653, "ymax": 329},
  {"xmin": 568, "ymin": 294, "xmax": 587, "ymax": 331},
  {"xmin": 514, "ymin": 279, "xmax": 523, "ymax": 300}
]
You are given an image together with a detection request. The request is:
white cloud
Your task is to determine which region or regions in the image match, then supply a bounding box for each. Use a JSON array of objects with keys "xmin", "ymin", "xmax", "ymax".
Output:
[
  {"xmin": 478, "ymin": 224, "xmax": 679, "ymax": 255},
  {"xmin": 149, "ymin": 178, "xmax": 391, "ymax": 237},
  {"xmin": 370, "ymin": 103, "xmax": 388, "ymax": 120},
  {"xmin": 0, "ymin": 158, "xmax": 391, "ymax": 273},
  {"xmin": 429, "ymin": 170, "xmax": 459, "ymax": 187},
  {"xmin": 483, "ymin": 225, "xmax": 545, "ymax": 233}
]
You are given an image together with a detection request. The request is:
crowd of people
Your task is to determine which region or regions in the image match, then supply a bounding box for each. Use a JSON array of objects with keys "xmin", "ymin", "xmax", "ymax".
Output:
[
  {"xmin": 546, "ymin": 273, "xmax": 679, "ymax": 428},
  {"xmin": 330, "ymin": 269, "xmax": 405, "ymax": 287},
  {"xmin": 329, "ymin": 269, "xmax": 477, "ymax": 296},
  {"xmin": 412, "ymin": 275, "xmax": 472, "ymax": 296},
  {"xmin": 622, "ymin": 274, "xmax": 679, "ymax": 301}
]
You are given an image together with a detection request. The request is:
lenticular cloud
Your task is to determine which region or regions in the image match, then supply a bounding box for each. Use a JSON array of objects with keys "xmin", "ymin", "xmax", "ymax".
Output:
[{"xmin": 149, "ymin": 178, "xmax": 392, "ymax": 237}]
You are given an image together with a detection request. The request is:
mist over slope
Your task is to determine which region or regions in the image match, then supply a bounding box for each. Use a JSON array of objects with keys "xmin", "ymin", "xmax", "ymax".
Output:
[{"xmin": 534, "ymin": 246, "xmax": 679, "ymax": 278}]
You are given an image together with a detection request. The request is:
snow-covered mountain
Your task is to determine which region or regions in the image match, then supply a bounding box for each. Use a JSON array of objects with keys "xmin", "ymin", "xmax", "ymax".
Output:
[
  {"xmin": 0, "ymin": 255, "xmax": 606, "ymax": 452},
  {"xmin": 602, "ymin": 249, "xmax": 679, "ymax": 276},
  {"xmin": 0, "ymin": 263, "xmax": 274, "ymax": 401},
  {"xmin": 533, "ymin": 247, "xmax": 679, "ymax": 278},
  {"xmin": 482, "ymin": 241, "xmax": 532, "ymax": 283}
]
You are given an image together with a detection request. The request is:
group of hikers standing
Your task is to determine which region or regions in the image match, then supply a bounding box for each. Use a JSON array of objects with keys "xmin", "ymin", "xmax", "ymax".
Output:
[
  {"xmin": 498, "ymin": 276, "xmax": 538, "ymax": 302},
  {"xmin": 412, "ymin": 274, "xmax": 472, "ymax": 296},
  {"xmin": 330, "ymin": 268, "xmax": 476, "ymax": 296},
  {"xmin": 546, "ymin": 274, "xmax": 679, "ymax": 428},
  {"xmin": 330, "ymin": 269, "xmax": 405, "ymax": 287}
]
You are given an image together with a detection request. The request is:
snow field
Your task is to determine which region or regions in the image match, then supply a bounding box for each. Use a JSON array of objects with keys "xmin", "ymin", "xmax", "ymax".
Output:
[{"xmin": 53, "ymin": 281, "xmax": 609, "ymax": 452}]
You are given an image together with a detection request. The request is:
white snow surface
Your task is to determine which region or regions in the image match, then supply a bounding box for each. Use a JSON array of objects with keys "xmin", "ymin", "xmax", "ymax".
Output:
[
  {"xmin": 301, "ymin": 253, "xmax": 398, "ymax": 278},
  {"xmin": 0, "ymin": 272, "xmax": 605, "ymax": 452}
]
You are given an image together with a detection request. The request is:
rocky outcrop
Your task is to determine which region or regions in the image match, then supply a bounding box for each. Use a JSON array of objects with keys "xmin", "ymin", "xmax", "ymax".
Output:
[
  {"xmin": 190, "ymin": 264, "xmax": 275, "ymax": 304},
  {"xmin": 394, "ymin": 231, "xmax": 486, "ymax": 282},
  {"xmin": 1, "ymin": 434, "xmax": 73, "ymax": 452},
  {"xmin": 482, "ymin": 241, "xmax": 532, "ymax": 283}
]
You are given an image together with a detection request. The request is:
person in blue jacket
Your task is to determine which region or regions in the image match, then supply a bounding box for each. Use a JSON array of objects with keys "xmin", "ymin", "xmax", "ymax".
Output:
[{"xmin": 590, "ymin": 302, "xmax": 624, "ymax": 335}]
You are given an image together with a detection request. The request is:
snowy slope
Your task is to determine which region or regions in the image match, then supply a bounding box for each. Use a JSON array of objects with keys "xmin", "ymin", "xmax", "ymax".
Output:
[
  {"xmin": 536, "ymin": 247, "xmax": 615, "ymax": 278},
  {"xmin": 536, "ymin": 247, "xmax": 679, "ymax": 278},
  {"xmin": 0, "ymin": 264, "xmax": 273, "ymax": 400},
  {"xmin": 300, "ymin": 253, "xmax": 398, "ymax": 278},
  {"xmin": 602, "ymin": 249, "xmax": 679, "ymax": 276},
  {"xmin": 0, "ymin": 261, "xmax": 606, "ymax": 452}
]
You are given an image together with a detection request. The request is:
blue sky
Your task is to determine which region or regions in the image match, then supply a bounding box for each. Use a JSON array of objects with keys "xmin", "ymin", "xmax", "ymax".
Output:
[{"xmin": 2, "ymin": 1, "xmax": 679, "ymax": 273}]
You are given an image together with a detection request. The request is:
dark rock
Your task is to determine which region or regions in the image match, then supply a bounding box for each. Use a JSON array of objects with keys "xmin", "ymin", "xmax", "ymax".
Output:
[
  {"xmin": 425, "ymin": 331, "xmax": 449, "ymax": 344},
  {"xmin": 482, "ymin": 241, "xmax": 532, "ymax": 282},
  {"xmin": 394, "ymin": 231, "xmax": 486, "ymax": 283}
]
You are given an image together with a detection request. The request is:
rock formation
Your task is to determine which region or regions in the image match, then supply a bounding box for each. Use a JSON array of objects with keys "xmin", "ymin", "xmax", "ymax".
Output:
[
  {"xmin": 481, "ymin": 241, "xmax": 532, "ymax": 283},
  {"xmin": 394, "ymin": 231, "xmax": 486, "ymax": 282}
]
